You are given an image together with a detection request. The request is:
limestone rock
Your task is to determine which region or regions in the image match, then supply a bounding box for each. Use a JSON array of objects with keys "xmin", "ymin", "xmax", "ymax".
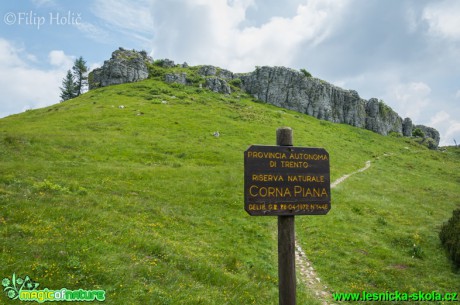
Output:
[
  {"xmin": 365, "ymin": 98, "xmax": 403, "ymax": 135},
  {"xmin": 198, "ymin": 65, "xmax": 217, "ymax": 77},
  {"xmin": 415, "ymin": 125, "xmax": 440, "ymax": 147},
  {"xmin": 159, "ymin": 58, "xmax": 176, "ymax": 68},
  {"xmin": 89, "ymin": 48, "xmax": 152, "ymax": 89},
  {"xmin": 402, "ymin": 118, "xmax": 413, "ymax": 137},
  {"xmin": 240, "ymin": 66, "xmax": 402, "ymax": 135},
  {"xmin": 198, "ymin": 65, "xmax": 234, "ymax": 80},
  {"xmin": 88, "ymin": 48, "xmax": 441, "ymax": 148},
  {"xmin": 165, "ymin": 73, "xmax": 187, "ymax": 85},
  {"xmin": 218, "ymin": 68, "xmax": 234, "ymax": 80},
  {"xmin": 205, "ymin": 77, "xmax": 231, "ymax": 94}
]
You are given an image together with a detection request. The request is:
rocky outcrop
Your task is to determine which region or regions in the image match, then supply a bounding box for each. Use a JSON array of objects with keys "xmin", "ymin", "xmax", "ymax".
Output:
[
  {"xmin": 238, "ymin": 66, "xmax": 440, "ymax": 147},
  {"xmin": 196, "ymin": 65, "xmax": 233, "ymax": 94},
  {"xmin": 165, "ymin": 73, "xmax": 187, "ymax": 85},
  {"xmin": 198, "ymin": 65, "xmax": 234, "ymax": 80},
  {"xmin": 89, "ymin": 48, "xmax": 153, "ymax": 89},
  {"xmin": 239, "ymin": 66, "xmax": 404, "ymax": 136},
  {"xmin": 402, "ymin": 118, "xmax": 413, "ymax": 137},
  {"xmin": 205, "ymin": 77, "xmax": 231, "ymax": 94},
  {"xmin": 415, "ymin": 125, "xmax": 440, "ymax": 145},
  {"xmin": 155, "ymin": 58, "xmax": 176, "ymax": 68},
  {"xmin": 88, "ymin": 49, "xmax": 440, "ymax": 147}
]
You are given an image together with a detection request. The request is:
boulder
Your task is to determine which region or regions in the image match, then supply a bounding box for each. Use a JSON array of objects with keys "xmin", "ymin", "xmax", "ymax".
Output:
[
  {"xmin": 205, "ymin": 77, "xmax": 231, "ymax": 94},
  {"xmin": 89, "ymin": 48, "xmax": 152, "ymax": 89},
  {"xmin": 198, "ymin": 65, "xmax": 234, "ymax": 80},
  {"xmin": 402, "ymin": 118, "xmax": 413, "ymax": 137},
  {"xmin": 165, "ymin": 73, "xmax": 187, "ymax": 85},
  {"xmin": 415, "ymin": 125, "xmax": 440, "ymax": 147}
]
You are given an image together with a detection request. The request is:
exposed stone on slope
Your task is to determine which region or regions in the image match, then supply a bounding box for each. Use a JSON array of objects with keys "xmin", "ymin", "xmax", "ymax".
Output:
[
  {"xmin": 198, "ymin": 65, "xmax": 234, "ymax": 80},
  {"xmin": 155, "ymin": 58, "xmax": 176, "ymax": 68},
  {"xmin": 402, "ymin": 118, "xmax": 413, "ymax": 137},
  {"xmin": 365, "ymin": 98, "xmax": 402, "ymax": 135},
  {"xmin": 89, "ymin": 48, "xmax": 152, "ymax": 89},
  {"xmin": 197, "ymin": 65, "xmax": 233, "ymax": 94},
  {"xmin": 165, "ymin": 73, "xmax": 187, "ymax": 85},
  {"xmin": 205, "ymin": 77, "xmax": 231, "ymax": 94},
  {"xmin": 240, "ymin": 66, "xmax": 403, "ymax": 136},
  {"xmin": 415, "ymin": 125, "xmax": 440, "ymax": 147},
  {"xmin": 88, "ymin": 49, "xmax": 441, "ymax": 147},
  {"xmin": 198, "ymin": 65, "xmax": 217, "ymax": 77}
]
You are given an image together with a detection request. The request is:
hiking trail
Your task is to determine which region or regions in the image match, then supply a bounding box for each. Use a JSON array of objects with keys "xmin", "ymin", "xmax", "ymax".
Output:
[{"xmin": 295, "ymin": 160, "xmax": 372, "ymax": 305}]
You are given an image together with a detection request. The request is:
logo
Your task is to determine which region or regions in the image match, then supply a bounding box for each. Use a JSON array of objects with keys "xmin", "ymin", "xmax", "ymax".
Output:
[{"xmin": 2, "ymin": 274, "xmax": 105, "ymax": 303}]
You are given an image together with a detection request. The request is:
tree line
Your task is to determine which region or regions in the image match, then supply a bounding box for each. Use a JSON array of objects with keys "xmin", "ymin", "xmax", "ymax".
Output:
[{"xmin": 60, "ymin": 56, "xmax": 88, "ymax": 102}]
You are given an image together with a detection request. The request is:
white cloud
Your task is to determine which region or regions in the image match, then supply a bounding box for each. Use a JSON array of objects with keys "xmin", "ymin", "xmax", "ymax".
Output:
[
  {"xmin": 48, "ymin": 50, "xmax": 74, "ymax": 68},
  {"xmin": 386, "ymin": 82, "xmax": 431, "ymax": 121},
  {"xmin": 0, "ymin": 40, "xmax": 26, "ymax": 67},
  {"xmin": 91, "ymin": 0, "xmax": 154, "ymax": 34},
  {"xmin": 0, "ymin": 39, "xmax": 74, "ymax": 118},
  {"xmin": 150, "ymin": 0, "xmax": 349, "ymax": 71},
  {"xmin": 75, "ymin": 22, "xmax": 112, "ymax": 43},
  {"xmin": 423, "ymin": 0, "xmax": 460, "ymax": 41},
  {"xmin": 429, "ymin": 111, "xmax": 460, "ymax": 146}
]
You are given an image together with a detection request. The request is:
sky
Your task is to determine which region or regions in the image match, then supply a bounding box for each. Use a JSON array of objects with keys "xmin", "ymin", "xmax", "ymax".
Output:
[{"xmin": 0, "ymin": 0, "xmax": 459, "ymax": 146}]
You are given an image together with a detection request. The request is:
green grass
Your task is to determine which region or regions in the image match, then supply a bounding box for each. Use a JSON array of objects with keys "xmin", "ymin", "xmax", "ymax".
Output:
[{"xmin": 1, "ymin": 76, "xmax": 459, "ymax": 304}]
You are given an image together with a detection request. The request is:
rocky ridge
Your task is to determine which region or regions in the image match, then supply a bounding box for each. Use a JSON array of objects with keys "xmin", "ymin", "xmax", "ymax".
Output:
[
  {"xmin": 88, "ymin": 49, "xmax": 440, "ymax": 147},
  {"xmin": 239, "ymin": 66, "xmax": 406, "ymax": 137},
  {"xmin": 89, "ymin": 48, "xmax": 153, "ymax": 89}
]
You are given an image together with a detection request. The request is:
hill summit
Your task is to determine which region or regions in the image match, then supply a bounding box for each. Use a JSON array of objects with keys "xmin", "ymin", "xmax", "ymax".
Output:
[{"xmin": 89, "ymin": 47, "xmax": 440, "ymax": 148}]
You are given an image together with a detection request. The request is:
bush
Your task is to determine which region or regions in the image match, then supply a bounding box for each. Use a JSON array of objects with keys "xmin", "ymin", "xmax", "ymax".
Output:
[
  {"xmin": 300, "ymin": 68, "xmax": 312, "ymax": 78},
  {"xmin": 412, "ymin": 128, "xmax": 425, "ymax": 138},
  {"xmin": 229, "ymin": 78, "xmax": 242, "ymax": 88},
  {"xmin": 439, "ymin": 208, "xmax": 460, "ymax": 268}
]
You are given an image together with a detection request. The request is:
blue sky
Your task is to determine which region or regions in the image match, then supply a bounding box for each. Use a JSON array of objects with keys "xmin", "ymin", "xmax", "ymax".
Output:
[{"xmin": 1, "ymin": 0, "xmax": 459, "ymax": 146}]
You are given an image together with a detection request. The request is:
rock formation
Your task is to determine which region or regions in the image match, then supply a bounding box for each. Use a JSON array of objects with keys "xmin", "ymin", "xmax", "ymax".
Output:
[
  {"xmin": 205, "ymin": 77, "xmax": 231, "ymax": 94},
  {"xmin": 402, "ymin": 118, "xmax": 413, "ymax": 137},
  {"xmin": 198, "ymin": 65, "xmax": 234, "ymax": 80},
  {"xmin": 414, "ymin": 125, "xmax": 440, "ymax": 145},
  {"xmin": 239, "ymin": 66, "xmax": 404, "ymax": 136},
  {"xmin": 89, "ymin": 48, "xmax": 153, "ymax": 89},
  {"xmin": 88, "ymin": 49, "xmax": 440, "ymax": 147},
  {"xmin": 165, "ymin": 73, "xmax": 187, "ymax": 85}
]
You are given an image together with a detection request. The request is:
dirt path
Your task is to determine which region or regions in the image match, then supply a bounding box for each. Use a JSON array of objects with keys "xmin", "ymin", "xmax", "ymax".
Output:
[{"xmin": 295, "ymin": 160, "xmax": 372, "ymax": 305}]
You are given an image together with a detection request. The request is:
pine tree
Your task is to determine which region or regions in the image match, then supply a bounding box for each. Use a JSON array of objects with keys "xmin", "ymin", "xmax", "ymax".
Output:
[
  {"xmin": 72, "ymin": 56, "xmax": 88, "ymax": 96},
  {"xmin": 60, "ymin": 70, "xmax": 77, "ymax": 102}
]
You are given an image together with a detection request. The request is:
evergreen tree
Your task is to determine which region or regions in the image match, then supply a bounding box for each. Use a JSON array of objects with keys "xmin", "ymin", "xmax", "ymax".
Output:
[
  {"xmin": 60, "ymin": 70, "xmax": 77, "ymax": 102},
  {"xmin": 72, "ymin": 56, "xmax": 88, "ymax": 96}
]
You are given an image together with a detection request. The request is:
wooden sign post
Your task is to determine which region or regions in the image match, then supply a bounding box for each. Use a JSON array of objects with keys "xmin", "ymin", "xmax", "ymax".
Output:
[
  {"xmin": 277, "ymin": 127, "xmax": 296, "ymax": 305},
  {"xmin": 244, "ymin": 127, "xmax": 331, "ymax": 305}
]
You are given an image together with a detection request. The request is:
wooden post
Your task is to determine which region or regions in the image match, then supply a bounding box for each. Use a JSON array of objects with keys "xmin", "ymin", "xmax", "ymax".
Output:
[{"xmin": 276, "ymin": 127, "xmax": 296, "ymax": 305}]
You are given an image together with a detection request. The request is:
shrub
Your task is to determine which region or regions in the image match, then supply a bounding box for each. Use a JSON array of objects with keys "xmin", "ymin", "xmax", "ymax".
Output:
[
  {"xmin": 412, "ymin": 128, "xmax": 425, "ymax": 138},
  {"xmin": 148, "ymin": 65, "xmax": 166, "ymax": 78},
  {"xmin": 229, "ymin": 78, "xmax": 242, "ymax": 88},
  {"xmin": 439, "ymin": 208, "xmax": 460, "ymax": 268},
  {"xmin": 300, "ymin": 68, "xmax": 312, "ymax": 78}
]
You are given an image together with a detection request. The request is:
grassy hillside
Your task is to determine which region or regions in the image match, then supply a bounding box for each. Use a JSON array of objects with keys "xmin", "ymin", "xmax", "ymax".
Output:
[{"xmin": 1, "ymin": 77, "xmax": 459, "ymax": 304}]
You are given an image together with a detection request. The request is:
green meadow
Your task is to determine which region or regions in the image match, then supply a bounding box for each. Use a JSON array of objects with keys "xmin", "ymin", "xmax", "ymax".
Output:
[{"xmin": 0, "ymin": 76, "xmax": 459, "ymax": 304}]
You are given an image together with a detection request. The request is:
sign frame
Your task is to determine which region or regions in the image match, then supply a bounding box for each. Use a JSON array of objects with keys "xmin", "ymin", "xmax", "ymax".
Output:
[{"xmin": 244, "ymin": 145, "xmax": 331, "ymax": 216}]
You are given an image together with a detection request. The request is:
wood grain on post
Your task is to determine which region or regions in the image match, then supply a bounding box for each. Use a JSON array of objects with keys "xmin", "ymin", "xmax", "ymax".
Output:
[
  {"xmin": 276, "ymin": 127, "xmax": 293, "ymax": 147},
  {"xmin": 276, "ymin": 127, "xmax": 296, "ymax": 305}
]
